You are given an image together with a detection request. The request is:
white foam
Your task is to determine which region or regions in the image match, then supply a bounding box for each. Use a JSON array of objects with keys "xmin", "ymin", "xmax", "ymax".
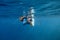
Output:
[
  {"xmin": 31, "ymin": 7, "xmax": 35, "ymax": 26},
  {"xmin": 31, "ymin": 14, "xmax": 34, "ymax": 26}
]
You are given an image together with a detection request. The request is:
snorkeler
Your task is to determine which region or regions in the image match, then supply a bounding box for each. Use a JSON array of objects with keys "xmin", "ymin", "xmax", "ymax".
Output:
[{"xmin": 20, "ymin": 7, "xmax": 35, "ymax": 26}]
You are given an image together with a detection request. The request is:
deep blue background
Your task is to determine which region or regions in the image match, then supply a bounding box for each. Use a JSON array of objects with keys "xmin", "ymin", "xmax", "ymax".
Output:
[{"xmin": 0, "ymin": 0, "xmax": 60, "ymax": 40}]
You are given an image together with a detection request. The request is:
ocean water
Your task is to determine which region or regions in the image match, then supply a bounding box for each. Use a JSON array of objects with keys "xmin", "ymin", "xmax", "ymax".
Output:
[{"xmin": 0, "ymin": 0, "xmax": 60, "ymax": 40}]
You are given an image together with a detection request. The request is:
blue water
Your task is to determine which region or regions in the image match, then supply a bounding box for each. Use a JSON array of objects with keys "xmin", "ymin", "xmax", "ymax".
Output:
[{"xmin": 0, "ymin": 0, "xmax": 60, "ymax": 40}]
